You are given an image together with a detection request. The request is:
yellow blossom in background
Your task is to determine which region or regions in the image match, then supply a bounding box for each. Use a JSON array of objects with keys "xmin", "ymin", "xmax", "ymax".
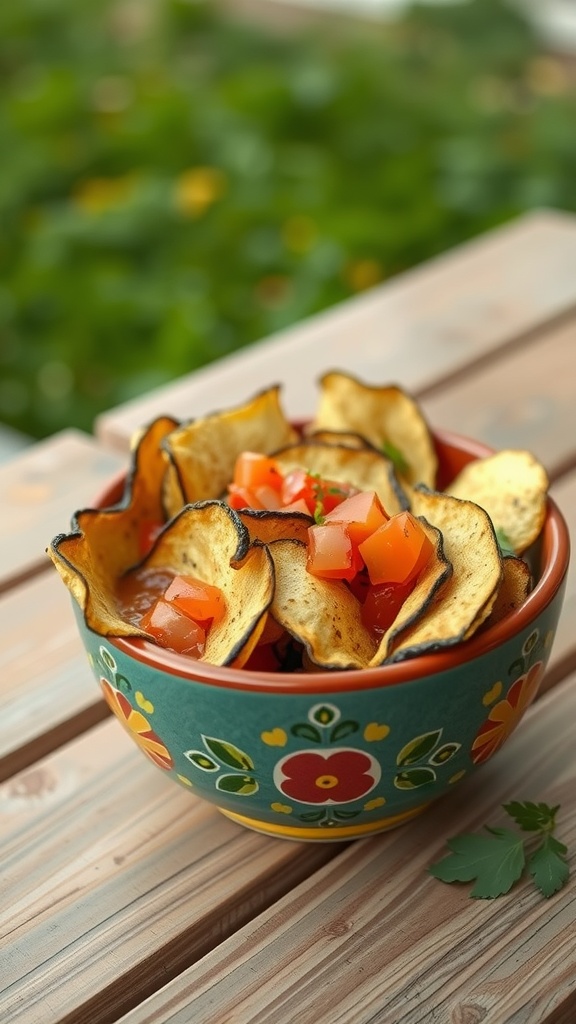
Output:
[
  {"xmin": 344, "ymin": 258, "xmax": 383, "ymax": 292},
  {"xmin": 526, "ymin": 56, "xmax": 571, "ymax": 97},
  {"xmin": 72, "ymin": 173, "xmax": 139, "ymax": 214},
  {"xmin": 282, "ymin": 214, "xmax": 318, "ymax": 254},
  {"xmin": 173, "ymin": 166, "xmax": 227, "ymax": 218}
]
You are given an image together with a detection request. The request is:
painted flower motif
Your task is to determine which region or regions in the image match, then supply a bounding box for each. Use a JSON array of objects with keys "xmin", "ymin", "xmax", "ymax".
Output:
[
  {"xmin": 101, "ymin": 679, "xmax": 174, "ymax": 771},
  {"xmin": 274, "ymin": 748, "xmax": 380, "ymax": 805},
  {"xmin": 471, "ymin": 661, "xmax": 544, "ymax": 765}
]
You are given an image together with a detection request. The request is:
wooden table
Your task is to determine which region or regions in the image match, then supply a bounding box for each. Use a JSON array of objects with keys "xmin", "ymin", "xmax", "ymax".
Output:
[{"xmin": 2, "ymin": 209, "xmax": 576, "ymax": 1024}]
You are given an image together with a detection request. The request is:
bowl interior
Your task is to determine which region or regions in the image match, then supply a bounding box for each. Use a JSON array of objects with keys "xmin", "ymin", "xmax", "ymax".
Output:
[{"xmin": 95, "ymin": 429, "xmax": 569, "ymax": 694}]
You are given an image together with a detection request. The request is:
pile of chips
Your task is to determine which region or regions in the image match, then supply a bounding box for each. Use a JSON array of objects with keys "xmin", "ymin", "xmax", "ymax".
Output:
[{"xmin": 48, "ymin": 372, "xmax": 549, "ymax": 672}]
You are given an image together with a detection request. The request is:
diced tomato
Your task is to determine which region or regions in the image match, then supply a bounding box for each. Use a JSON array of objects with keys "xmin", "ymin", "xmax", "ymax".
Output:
[
  {"xmin": 140, "ymin": 598, "xmax": 206, "ymax": 656},
  {"xmin": 138, "ymin": 519, "xmax": 164, "ymax": 557},
  {"xmin": 281, "ymin": 468, "xmax": 357, "ymax": 518},
  {"xmin": 233, "ymin": 452, "xmax": 283, "ymax": 492},
  {"xmin": 324, "ymin": 490, "xmax": 388, "ymax": 545},
  {"xmin": 227, "ymin": 484, "xmax": 266, "ymax": 510},
  {"xmin": 281, "ymin": 498, "xmax": 313, "ymax": 516},
  {"xmin": 280, "ymin": 468, "xmax": 316, "ymax": 512},
  {"xmin": 361, "ymin": 580, "xmax": 415, "ymax": 636},
  {"xmin": 307, "ymin": 521, "xmax": 364, "ymax": 581},
  {"xmin": 358, "ymin": 511, "xmax": 433, "ymax": 586},
  {"xmin": 321, "ymin": 482, "xmax": 358, "ymax": 514},
  {"xmin": 252, "ymin": 485, "xmax": 282, "ymax": 510},
  {"xmin": 164, "ymin": 575, "xmax": 226, "ymax": 625}
]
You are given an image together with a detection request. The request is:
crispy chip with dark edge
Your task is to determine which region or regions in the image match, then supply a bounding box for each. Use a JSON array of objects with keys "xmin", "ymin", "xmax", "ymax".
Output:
[
  {"xmin": 237, "ymin": 508, "xmax": 313, "ymax": 545},
  {"xmin": 387, "ymin": 488, "xmax": 503, "ymax": 662},
  {"xmin": 305, "ymin": 429, "xmax": 375, "ymax": 451},
  {"xmin": 447, "ymin": 449, "xmax": 549, "ymax": 555},
  {"xmin": 268, "ymin": 539, "xmax": 377, "ymax": 669},
  {"xmin": 136, "ymin": 501, "xmax": 275, "ymax": 666},
  {"xmin": 312, "ymin": 371, "xmax": 437, "ymax": 487},
  {"xmin": 162, "ymin": 386, "xmax": 298, "ymax": 516},
  {"xmin": 48, "ymin": 415, "xmax": 179, "ymax": 632},
  {"xmin": 273, "ymin": 442, "xmax": 408, "ymax": 517},
  {"xmin": 481, "ymin": 555, "xmax": 533, "ymax": 630},
  {"xmin": 369, "ymin": 520, "xmax": 453, "ymax": 665}
]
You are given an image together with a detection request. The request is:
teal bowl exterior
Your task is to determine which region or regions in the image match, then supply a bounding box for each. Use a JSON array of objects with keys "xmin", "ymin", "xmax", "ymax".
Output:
[
  {"xmin": 75, "ymin": 428, "xmax": 569, "ymax": 840},
  {"xmin": 78, "ymin": 589, "xmax": 565, "ymax": 840}
]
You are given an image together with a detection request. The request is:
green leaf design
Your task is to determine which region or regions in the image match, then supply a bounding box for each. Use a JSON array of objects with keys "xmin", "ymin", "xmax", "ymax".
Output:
[
  {"xmin": 508, "ymin": 658, "xmax": 525, "ymax": 678},
  {"xmin": 430, "ymin": 827, "xmax": 526, "ymax": 899},
  {"xmin": 185, "ymin": 750, "xmax": 219, "ymax": 772},
  {"xmin": 330, "ymin": 720, "xmax": 358, "ymax": 742},
  {"xmin": 99, "ymin": 646, "xmax": 117, "ymax": 672},
  {"xmin": 428, "ymin": 742, "xmax": 461, "ymax": 766},
  {"xmin": 396, "ymin": 730, "xmax": 442, "ymax": 766},
  {"xmin": 216, "ymin": 775, "xmax": 259, "ymax": 796},
  {"xmin": 310, "ymin": 705, "xmax": 338, "ymax": 727},
  {"xmin": 395, "ymin": 767, "xmax": 437, "ymax": 790},
  {"xmin": 291, "ymin": 723, "xmax": 322, "ymax": 742},
  {"xmin": 333, "ymin": 809, "xmax": 360, "ymax": 820},
  {"xmin": 528, "ymin": 834, "xmax": 570, "ymax": 898},
  {"xmin": 300, "ymin": 810, "xmax": 326, "ymax": 822},
  {"xmin": 114, "ymin": 674, "xmax": 132, "ymax": 693},
  {"xmin": 202, "ymin": 735, "xmax": 254, "ymax": 770}
]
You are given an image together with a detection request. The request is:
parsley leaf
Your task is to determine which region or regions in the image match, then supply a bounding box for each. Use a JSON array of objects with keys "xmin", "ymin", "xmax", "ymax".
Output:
[
  {"xmin": 382, "ymin": 441, "xmax": 409, "ymax": 476},
  {"xmin": 503, "ymin": 800, "xmax": 559, "ymax": 832},
  {"xmin": 495, "ymin": 527, "xmax": 515, "ymax": 556},
  {"xmin": 429, "ymin": 801, "xmax": 570, "ymax": 900},
  {"xmin": 528, "ymin": 835, "xmax": 569, "ymax": 898},
  {"xmin": 429, "ymin": 828, "xmax": 525, "ymax": 899}
]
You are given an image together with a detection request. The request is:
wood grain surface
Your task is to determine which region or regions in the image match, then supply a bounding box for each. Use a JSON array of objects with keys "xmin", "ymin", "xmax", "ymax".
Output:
[
  {"xmin": 0, "ymin": 572, "xmax": 109, "ymax": 780},
  {"xmin": 95, "ymin": 210, "xmax": 576, "ymax": 451},
  {"xmin": 421, "ymin": 315, "xmax": 576, "ymax": 480},
  {"xmin": 0, "ymin": 430, "xmax": 124, "ymax": 592},
  {"xmin": 116, "ymin": 674, "xmax": 576, "ymax": 1024},
  {"xmin": 0, "ymin": 719, "xmax": 342, "ymax": 1024},
  {"xmin": 3, "ymin": 211, "xmax": 576, "ymax": 1024}
]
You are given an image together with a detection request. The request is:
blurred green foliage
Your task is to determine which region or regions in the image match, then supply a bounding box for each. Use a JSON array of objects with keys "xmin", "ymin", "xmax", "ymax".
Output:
[{"xmin": 1, "ymin": 0, "xmax": 575, "ymax": 438}]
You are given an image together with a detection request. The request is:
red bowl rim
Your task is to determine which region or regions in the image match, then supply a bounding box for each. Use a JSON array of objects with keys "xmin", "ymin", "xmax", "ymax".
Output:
[{"xmin": 100, "ymin": 429, "xmax": 570, "ymax": 694}]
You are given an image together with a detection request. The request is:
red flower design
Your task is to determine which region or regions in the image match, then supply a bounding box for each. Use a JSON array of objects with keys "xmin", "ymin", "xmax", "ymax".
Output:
[
  {"xmin": 274, "ymin": 748, "xmax": 380, "ymax": 804},
  {"xmin": 471, "ymin": 662, "xmax": 544, "ymax": 765},
  {"xmin": 101, "ymin": 679, "xmax": 174, "ymax": 771}
]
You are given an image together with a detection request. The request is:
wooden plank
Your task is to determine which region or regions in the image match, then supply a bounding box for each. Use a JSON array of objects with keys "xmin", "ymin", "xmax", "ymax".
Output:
[
  {"xmin": 420, "ymin": 314, "xmax": 576, "ymax": 480},
  {"xmin": 96, "ymin": 210, "xmax": 576, "ymax": 451},
  {"xmin": 116, "ymin": 673, "xmax": 576, "ymax": 1024},
  {"xmin": 0, "ymin": 431, "xmax": 124, "ymax": 592},
  {"xmin": 0, "ymin": 719, "xmax": 341, "ymax": 1024},
  {"xmin": 0, "ymin": 572, "xmax": 109, "ymax": 781}
]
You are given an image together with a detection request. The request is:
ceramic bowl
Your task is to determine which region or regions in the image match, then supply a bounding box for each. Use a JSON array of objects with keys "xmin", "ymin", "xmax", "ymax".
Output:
[{"xmin": 77, "ymin": 430, "xmax": 569, "ymax": 841}]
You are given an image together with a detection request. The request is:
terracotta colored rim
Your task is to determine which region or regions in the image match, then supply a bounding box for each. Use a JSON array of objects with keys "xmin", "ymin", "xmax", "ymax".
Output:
[{"xmin": 101, "ymin": 429, "xmax": 570, "ymax": 694}]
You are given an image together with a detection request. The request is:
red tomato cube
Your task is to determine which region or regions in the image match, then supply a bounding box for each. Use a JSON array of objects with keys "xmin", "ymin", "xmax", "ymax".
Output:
[
  {"xmin": 306, "ymin": 521, "xmax": 364, "ymax": 581},
  {"xmin": 164, "ymin": 575, "xmax": 226, "ymax": 625},
  {"xmin": 140, "ymin": 598, "xmax": 206, "ymax": 656},
  {"xmin": 324, "ymin": 489, "xmax": 388, "ymax": 544},
  {"xmin": 233, "ymin": 452, "xmax": 283, "ymax": 491},
  {"xmin": 358, "ymin": 511, "xmax": 433, "ymax": 585}
]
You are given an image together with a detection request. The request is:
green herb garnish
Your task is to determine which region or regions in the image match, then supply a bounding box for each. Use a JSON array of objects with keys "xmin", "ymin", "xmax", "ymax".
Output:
[
  {"xmin": 382, "ymin": 441, "xmax": 409, "ymax": 476},
  {"xmin": 495, "ymin": 527, "xmax": 515, "ymax": 557},
  {"xmin": 429, "ymin": 801, "xmax": 569, "ymax": 899},
  {"xmin": 309, "ymin": 472, "xmax": 347, "ymax": 525}
]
